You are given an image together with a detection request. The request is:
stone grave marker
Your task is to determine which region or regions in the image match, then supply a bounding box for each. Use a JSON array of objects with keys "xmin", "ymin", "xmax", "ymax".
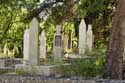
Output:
[
  {"xmin": 29, "ymin": 17, "xmax": 39, "ymax": 65},
  {"xmin": 63, "ymin": 32, "xmax": 68, "ymax": 52},
  {"xmin": 40, "ymin": 30, "xmax": 46, "ymax": 59},
  {"xmin": 23, "ymin": 29, "xmax": 30, "ymax": 65},
  {"xmin": 63, "ymin": 30, "xmax": 72, "ymax": 52},
  {"xmin": 86, "ymin": 24, "xmax": 93, "ymax": 51},
  {"xmin": 79, "ymin": 19, "xmax": 86, "ymax": 55},
  {"xmin": 53, "ymin": 25, "xmax": 62, "ymax": 60},
  {"xmin": 68, "ymin": 30, "xmax": 72, "ymax": 50}
]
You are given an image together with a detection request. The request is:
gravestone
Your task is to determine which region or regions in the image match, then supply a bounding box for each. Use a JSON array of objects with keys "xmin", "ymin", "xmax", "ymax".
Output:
[
  {"xmin": 29, "ymin": 18, "xmax": 39, "ymax": 65},
  {"xmin": 53, "ymin": 25, "xmax": 62, "ymax": 60},
  {"xmin": 64, "ymin": 30, "xmax": 72, "ymax": 52},
  {"xmin": 23, "ymin": 29, "xmax": 30, "ymax": 65},
  {"xmin": 40, "ymin": 30, "xmax": 46, "ymax": 59},
  {"xmin": 68, "ymin": 30, "xmax": 72, "ymax": 50},
  {"xmin": 63, "ymin": 32, "xmax": 69, "ymax": 52},
  {"xmin": 79, "ymin": 19, "xmax": 86, "ymax": 55},
  {"xmin": 86, "ymin": 24, "xmax": 93, "ymax": 51}
]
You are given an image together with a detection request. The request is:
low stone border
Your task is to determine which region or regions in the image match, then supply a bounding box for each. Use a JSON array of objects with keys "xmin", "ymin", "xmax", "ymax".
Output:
[
  {"xmin": 15, "ymin": 63, "xmax": 70, "ymax": 76},
  {"xmin": 0, "ymin": 67, "xmax": 14, "ymax": 74},
  {"xmin": 0, "ymin": 58, "xmax": 22, "ymax": 68}
]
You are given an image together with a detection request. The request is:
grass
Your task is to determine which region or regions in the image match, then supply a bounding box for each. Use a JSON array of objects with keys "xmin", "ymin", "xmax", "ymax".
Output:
[{"xmin": 0, "ymin": 52, "xmax": 5, "ymax": 58}]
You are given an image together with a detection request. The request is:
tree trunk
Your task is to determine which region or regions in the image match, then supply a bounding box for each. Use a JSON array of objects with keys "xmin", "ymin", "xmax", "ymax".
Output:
[{"xmin": 106, "ymin": 0, "xmax": 125, "ymax": 79}]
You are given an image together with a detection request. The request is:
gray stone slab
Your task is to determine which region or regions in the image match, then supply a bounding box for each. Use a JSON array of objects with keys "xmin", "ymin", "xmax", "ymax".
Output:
[
  {"xmin": 15, "ymin": 64, "xmax": 70, "ymax": 76},
  {"xmin": 40, "ymin": 30, "xmax": 46, "ymax": 59},
  {"xmin": 23, "ymin": 29, "xmax": 30, "ymax": 65},
  {"xmin": 53, "ymin": 25, "xmax": 62, "ymax": 60},
  {"xmin": 29, "ymin": 18, "xmax": 39, "ymax": 65},
  {"xmin": 79, "ymin": 19, "xmax": 86, "ymax": 55},
  {"xmin": 86, "ymin": 24, "xmax": 93, "ymax": 51}
]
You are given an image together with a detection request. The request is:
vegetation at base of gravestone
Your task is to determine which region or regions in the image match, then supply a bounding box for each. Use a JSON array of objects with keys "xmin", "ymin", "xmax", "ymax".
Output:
[
  {"xmin": 62, "ymin": 48, "xmax": 105, "ymax": 77},
  {"xmin": 63, "ymin": 60, "xmax": 104, "ymax": 78},
  {"xmin": 0, "ymin": 53, "xmax": 4, "ymax": 58},
  {"xmin": 16, "ymin": 68, "xmax": 31, "ymax": 75},
  {"xmin": 0, "ymin": 69, "xmax": 14, "ymax": 74}
]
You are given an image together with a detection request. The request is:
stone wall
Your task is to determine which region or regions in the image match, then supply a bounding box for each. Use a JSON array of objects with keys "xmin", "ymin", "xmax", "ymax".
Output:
[
  {"xmin": 0, "ymin": 76, "xmax": 124, "ymax": 83},
  {"xmin": 0, "ymin": 58, "xmax": 22, "ymax": 68}
]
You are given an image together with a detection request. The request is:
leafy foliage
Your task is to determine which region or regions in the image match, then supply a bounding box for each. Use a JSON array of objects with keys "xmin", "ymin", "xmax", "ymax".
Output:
[
  {"xmin": 0, "ymin": 0, "xmax": 38, "ymax": 57},
  {"xmin": 0, "ymin": 0, "xmax": 115, "ymax": 62}
]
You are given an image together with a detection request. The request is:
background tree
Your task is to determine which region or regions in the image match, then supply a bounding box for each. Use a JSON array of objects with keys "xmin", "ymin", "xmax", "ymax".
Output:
[
  {"xmin": 0, "ymin": 0, "xmax": 115, "ymax": 60},
  {"xmin": 0, "ymin": 0, "xmax": 38, "ymax": 57},
  {"xmin": 106, "ymin": 0, "xmax": 125, "ymax": 79}
]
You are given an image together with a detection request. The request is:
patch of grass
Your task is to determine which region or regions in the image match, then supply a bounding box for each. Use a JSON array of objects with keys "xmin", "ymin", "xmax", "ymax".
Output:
[
  {"xmin": 62, "ymin": 48, "xmax": 106, "ymax": 78},
  {"xmin": 0, "ymin": 52, "xmax": 6, "ymax": 58},
  {"xmin": 15, "ymin": 67, "xmax": 31, "ymax": 75},
  {"xmin": 62, "ymin": 59, "xmax": 104, "ymax": 78},
  {"xmin": 0, "ymin": 69, "xmax": 14, "ymax": 74}
]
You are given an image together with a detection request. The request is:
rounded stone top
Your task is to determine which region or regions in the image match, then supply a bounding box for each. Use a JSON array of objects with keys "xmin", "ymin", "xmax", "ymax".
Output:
[
  {"xmin": 88, "ymin": 24, "xmax": 92, "ymax": 30},
  {"xmin": 56, "ymin": 25, "xmax": 62, "ymax": 33}
]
